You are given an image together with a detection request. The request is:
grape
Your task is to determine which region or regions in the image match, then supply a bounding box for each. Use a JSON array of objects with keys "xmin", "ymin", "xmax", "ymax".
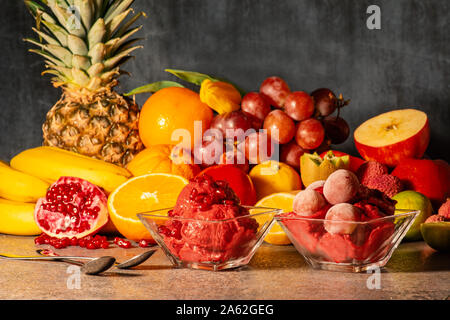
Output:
[
  {"xmin": 244, "ymin": 132, "xmax": 274, "ymax": 164},
  {"xmin": 315, "ymin": 137, "xmax": 332, "ymax": 154},
  {"xmin": 284, "ymin": 91, "xmax": 315, "ymax": 121},
  {"xmin": 259, "ymin": 76, "xmax": 291, "ymax": 108},
  {"xmin": 242, "ymin": 111, "xmax": 263, "ymax": 130},
  {"xmin": 241, "ymin": 92, "xmax": 271, "ymax": 121},
  {"xmin": 323, "ymin": 116, "xmax": 350, "ymax": 145},
  {"xmin": 280, "ymin": 140, "xmax": 305, "ymax": 170},
  {"xmin": 311, "ymin": 88, "xmax": 337, "ymax": 117},
  {"xmin": 210, "ymin": 110, "xmax": 254, "ymax": 142},
  {"xmin": 295, "ymin": 118, "xmax": 325, "ymax": 150},
  {"xmin": 263, "ymin": 109, "xmax": 296, "ymax": 144}
]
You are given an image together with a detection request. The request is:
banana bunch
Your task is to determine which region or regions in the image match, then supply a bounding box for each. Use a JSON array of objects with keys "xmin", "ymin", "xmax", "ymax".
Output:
[
  {"xmin": 0, "ymin": 198, "xmax": 40, "ymax": 236},
  {"xmin": 11, "ymin": 147, "xmax": 132, "ymax": 194},
  {"xmin": 0, "ymin": 161, "xmax": 46, "ymax": 235},
  {"xmin": 0, "ymin": 161, "xmax": 49, "ymax": 202},
  {"xmin": 0, "ymin": 146, "xmax": 131, "ymax": 236}
]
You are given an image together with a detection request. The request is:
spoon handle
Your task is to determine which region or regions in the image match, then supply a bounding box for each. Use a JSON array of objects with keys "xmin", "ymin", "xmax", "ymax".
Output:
[
  {"xmin": 0, "ymin": 254, "xmax": 88, "ymax": 262},
  {"xmin": 0, "ymin": 254, "xmax": 85, "ymax": 267}
]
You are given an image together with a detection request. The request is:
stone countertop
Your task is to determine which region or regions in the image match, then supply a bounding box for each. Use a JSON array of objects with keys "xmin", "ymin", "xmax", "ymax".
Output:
[{"xmin": 0, "ymin": 235, "xmax": 448, "ymax": 300}]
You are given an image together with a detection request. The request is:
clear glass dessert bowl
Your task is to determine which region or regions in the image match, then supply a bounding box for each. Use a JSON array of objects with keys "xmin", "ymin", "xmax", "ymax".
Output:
[
  {"xmin": 275, "ymin": 209, "xmax": 419, "ymax": 272},
  {"xmin": 138, "ymin": 206, "xmax": 280, "ymax": 271}
]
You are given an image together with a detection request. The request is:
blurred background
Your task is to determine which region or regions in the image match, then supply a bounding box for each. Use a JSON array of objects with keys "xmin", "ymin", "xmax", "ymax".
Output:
[{"xmin": 0, "ymin": 0, "xmax": 448, "ymax": 161}]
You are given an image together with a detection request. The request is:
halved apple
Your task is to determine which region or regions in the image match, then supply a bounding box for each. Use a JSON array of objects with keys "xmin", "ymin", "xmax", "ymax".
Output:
[{"xmin": 354, "ymin": 109, "xmax": 430, "ymax": 167}]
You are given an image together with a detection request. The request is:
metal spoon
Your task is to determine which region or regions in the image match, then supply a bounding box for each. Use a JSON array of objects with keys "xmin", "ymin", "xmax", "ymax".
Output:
[
  {"xmin": 114, "ymin": 249, "xmax": 157, "ymax": 269},
  {"xmin": 0, "ymin": 253, "xmax": 116, "ymax": 275},
  {"xmin": 36, "ymin": 248, "xmax": 157, "ymax": 269}
]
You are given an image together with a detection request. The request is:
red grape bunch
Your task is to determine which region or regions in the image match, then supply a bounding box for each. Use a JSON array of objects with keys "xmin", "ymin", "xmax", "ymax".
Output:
[{"xmin": 194, "ymin": 75, "xmax": 351, "ymax": 172}]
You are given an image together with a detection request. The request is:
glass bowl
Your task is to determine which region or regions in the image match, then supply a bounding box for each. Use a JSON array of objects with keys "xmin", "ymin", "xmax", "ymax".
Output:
[
  {"xmin": 138, "ymin": 206, "xmax": 280, "ymax": 271},
  {"xmin": 275, "ymin": 209, "xmax": 419, "ymax": 272}
]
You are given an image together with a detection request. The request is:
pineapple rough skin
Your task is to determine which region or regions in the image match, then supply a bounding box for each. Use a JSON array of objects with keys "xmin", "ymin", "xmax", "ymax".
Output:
[{"xmin": 43, "ymin": 90, "xmax": 143, "ymax": 167}]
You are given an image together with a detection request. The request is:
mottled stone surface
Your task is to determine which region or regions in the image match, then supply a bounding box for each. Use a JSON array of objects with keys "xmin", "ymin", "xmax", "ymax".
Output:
[{"xmin": 0, "ymin": 235, "xmax": 448, "ymax": 300}]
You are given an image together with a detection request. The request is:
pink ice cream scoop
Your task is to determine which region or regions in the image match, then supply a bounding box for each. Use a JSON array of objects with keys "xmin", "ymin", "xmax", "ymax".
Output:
[
  {"xmin": 324, "ymin": 203, "xmax": 361, "ymax": 235},
  {"xmin": 323, "ymin": 169, "xmax": 360, "ymax": 204},
  {"xmin": 293, "ymin": 189, "xmax": 327, "ymax": 216}
]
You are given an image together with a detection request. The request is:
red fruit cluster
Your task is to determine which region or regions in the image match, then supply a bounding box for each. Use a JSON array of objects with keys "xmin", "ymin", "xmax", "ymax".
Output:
[
  {"xmin": 34, "ymin": 233, "xmax": 109, "ymax": 249},
  {"xmin": 196, "ymin": 76, "xmax": 351, "ymax": 172},
  {"xmin": 34, "ymin": 234, "xmax": 154, "ymax": 250}
]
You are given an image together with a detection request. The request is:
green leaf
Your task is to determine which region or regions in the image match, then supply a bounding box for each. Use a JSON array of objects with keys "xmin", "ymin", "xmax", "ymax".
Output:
[
  {"xmin": 124, "ymin": 81, "xmax": 184, "ymax": 96},
  {"xmin": 165, "ymin": 69, "xmax": 246, "ymax": 96},
  {"xmin": 165, "ymin": 69, "xmax": 217, "ymax": 86}
]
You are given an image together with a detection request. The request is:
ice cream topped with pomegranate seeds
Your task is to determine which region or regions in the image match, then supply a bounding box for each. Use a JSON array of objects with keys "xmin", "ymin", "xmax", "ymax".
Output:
[{"xmin": 158, "ymin": 174, "xmax": 259, "ymax": 263}]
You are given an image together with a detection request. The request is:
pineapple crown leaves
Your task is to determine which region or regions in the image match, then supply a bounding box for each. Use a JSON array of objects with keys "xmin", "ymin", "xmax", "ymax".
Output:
[{"xmin": 24, "ymin": 0, "xmax": 145, "ymax": 91}]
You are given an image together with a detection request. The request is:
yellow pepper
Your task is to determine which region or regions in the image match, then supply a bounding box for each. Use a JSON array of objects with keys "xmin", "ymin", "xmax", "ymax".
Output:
[{"xmin": 199, "ymin": 79, "xmax": 242, "ymax": 114}]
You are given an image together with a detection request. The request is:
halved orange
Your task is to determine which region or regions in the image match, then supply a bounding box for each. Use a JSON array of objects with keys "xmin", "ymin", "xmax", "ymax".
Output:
[
  {"xmin": 107, "ymin": 173, "xmax": 188, "ymax": 241},
  {"xmin": 251, "ymin": 191, "xmax": 299, "ymax": 245}
]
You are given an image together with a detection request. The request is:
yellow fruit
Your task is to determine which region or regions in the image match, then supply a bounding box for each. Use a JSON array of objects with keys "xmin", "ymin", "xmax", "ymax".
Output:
[
  {"xmin": 300, "ymin": 152, "xmax": 350, "ymax": 187},
  {"xmin": 108, "ymin": 173, "xmax": 188, "ymax": 241},
  {"xmin": 251, "ymin": 192, "xmax": 298, "ymax": 245},
  {"xmin": 199, "ymin": 79, "xmax": 242, "ymax": 114},
  {"xmin": 0, "ymin": 160, "xmax": 8, "ymax": 168},
  {"xmin": 249, "ymin": 160, "xmax": 302, "ymax": 200},
  {"xmin": 0, "ymin": 162, "xmax": 50, "ymax": 202},
  {"xmin": 0, "ymin": 198, "xmax": 40, "ymax": 235},
  {"xmin": 10, "ymin": 146, "xmax": 131, "ymax": 194},
  {"xmin": 126, "ymin": 145, "xmax": 201, "ymax": 180}
]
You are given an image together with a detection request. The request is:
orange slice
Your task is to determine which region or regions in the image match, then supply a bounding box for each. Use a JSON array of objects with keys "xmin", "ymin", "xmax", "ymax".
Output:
[
  {"xmin": 251, "ymin": 191, "xmax": 299, "ymax": 245},
  {"xmin": 107, "ymin": 173, "xmax": 188, "ymax": 241}
]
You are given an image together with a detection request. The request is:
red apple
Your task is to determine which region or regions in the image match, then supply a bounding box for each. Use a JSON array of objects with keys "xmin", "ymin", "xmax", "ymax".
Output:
[
  {"xmin": 319, "ymin": 150, "xmax": 365, "ymax": 173},
  {"xmin": 354, "ymin": 109, "xmax": 430, "ymax": 167},
  {"xmin": 391, "ymin": 159, "xmax": 450, "ymax": 208}
]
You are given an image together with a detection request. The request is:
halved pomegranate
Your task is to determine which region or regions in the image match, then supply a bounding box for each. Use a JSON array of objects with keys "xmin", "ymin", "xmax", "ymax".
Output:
[{"xmin": 34, "ymin": 177, "xmax": 109, "ymax": 239}]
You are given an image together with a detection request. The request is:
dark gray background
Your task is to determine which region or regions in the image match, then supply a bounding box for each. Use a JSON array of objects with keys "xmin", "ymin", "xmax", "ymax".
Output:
[{"xmin": 1, "ymin": 0, "xmax": 449, "ymax": 162}]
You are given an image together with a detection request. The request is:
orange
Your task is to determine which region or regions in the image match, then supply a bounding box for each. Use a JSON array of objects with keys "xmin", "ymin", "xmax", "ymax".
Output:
[
  {"xmin": 107, "ymin": 173, "xmax": 188, "ymax": 241},
  {"xmin": 139, "ymin": 87, "xmax": 214, "ymax": 150},
  {"xmin": 251, "ymin": 191, "xmax": 299, "ymax": 245},
  {"xmin": 126, "ymin": 145, "xmax": 201, "ymax": 180}
]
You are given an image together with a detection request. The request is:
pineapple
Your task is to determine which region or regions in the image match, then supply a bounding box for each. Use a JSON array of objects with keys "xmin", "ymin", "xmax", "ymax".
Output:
[{"xmin": 24, "ymin": 0, "xmax": 145, "ymax": 166}]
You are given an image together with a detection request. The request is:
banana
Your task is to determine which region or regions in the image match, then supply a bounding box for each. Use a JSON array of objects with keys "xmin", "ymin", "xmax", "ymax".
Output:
[
  {"xmin": 11, "ymin": 146, "xmax": 132, "ymax": 194},
  {"xmin": 0, "ymin": 198, "xmax": 41, "ymax": 236},
  {"xmin": 0, "ymin": 162, "xmax": 50, "ymax": 202},
  {"xmin": 0, "ymin": 160, "xmax": 9, "ymax": 168}
]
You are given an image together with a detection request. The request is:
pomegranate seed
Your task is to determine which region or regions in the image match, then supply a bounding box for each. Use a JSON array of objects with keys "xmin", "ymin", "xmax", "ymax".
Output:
[
  {"xmin": 86, "ymin": 242, "xmax": 97, "ymax": 250},
  {"xmin": 138, "ymin": 239, "xmax": 152, "ymax": 248},
  {"xmin": 117, "ymin": 240, "xmax": 131, "ymax": 249},
  {"xmin": 100, "ymin": 242, "xmax": 109, "ymax": 249},
  {"xmin": 34, "ymin": 236, "xmax": 45, "ymax": 245},
  {"xmin": 70, "ymin": 237, "xmax": 78, "ymax": 246},
  {"xmin": 78, "ymin": 239, "xmax": 86, "ymax": 247},
  {"xmin": 92, "ymin": 239, "xmax": 102, "ymax": 248},
  {"xmin": 61, "ymin": 237, "xmax": 70, "ymax": 247}
]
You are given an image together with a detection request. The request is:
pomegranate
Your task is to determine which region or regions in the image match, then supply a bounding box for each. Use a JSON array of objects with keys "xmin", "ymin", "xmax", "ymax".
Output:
[{"xmin": 34, "ymin": 177, "xmax": 109, "ymax": 239}]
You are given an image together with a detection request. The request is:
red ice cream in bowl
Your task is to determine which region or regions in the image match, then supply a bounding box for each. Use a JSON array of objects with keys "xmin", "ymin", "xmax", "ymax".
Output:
[
  {"xmin": 275, "ymin": 170, "xmax": 419, "ymax": 272},
  {"xmin": 138, "ymin": 174, "xmax": 279, "ymax": 271}
]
